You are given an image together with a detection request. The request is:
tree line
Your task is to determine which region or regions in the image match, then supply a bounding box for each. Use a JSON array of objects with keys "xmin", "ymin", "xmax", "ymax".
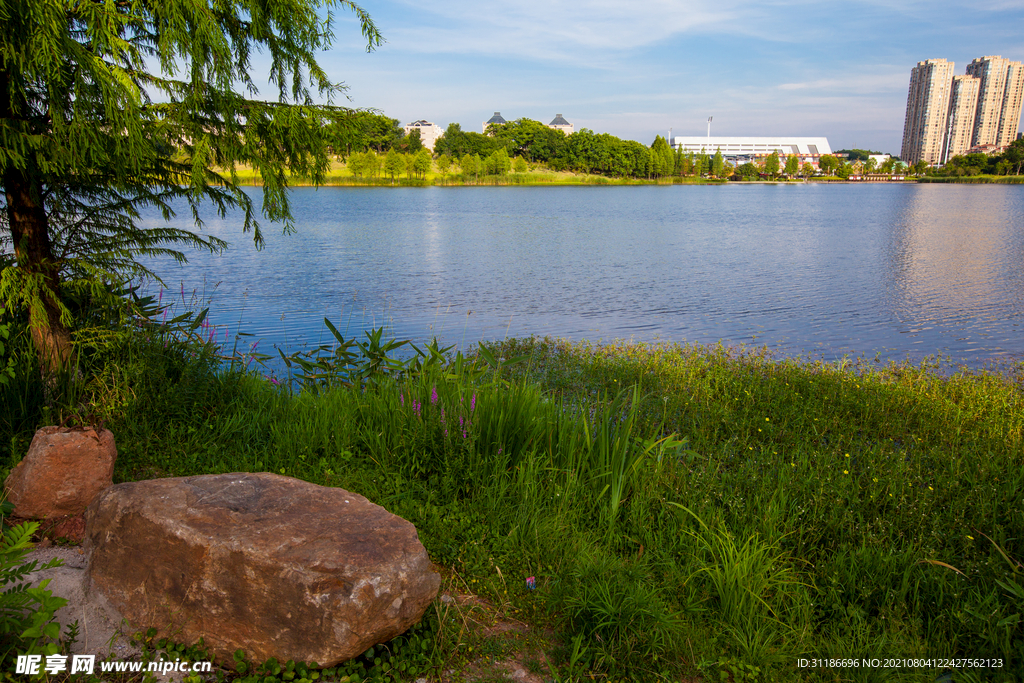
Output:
[
  {"xmin": 927, "ymin": 140, "xmax": 1024, "ymax": 177},
  {"xmin": 328, "ymin": 115, "xmax": 738, "ymax": 180}
]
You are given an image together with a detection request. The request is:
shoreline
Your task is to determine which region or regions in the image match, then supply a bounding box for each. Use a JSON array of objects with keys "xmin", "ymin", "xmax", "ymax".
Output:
[{"xmin": 231, "ymin": 176, "xmax": 1024, "ymax": 187}]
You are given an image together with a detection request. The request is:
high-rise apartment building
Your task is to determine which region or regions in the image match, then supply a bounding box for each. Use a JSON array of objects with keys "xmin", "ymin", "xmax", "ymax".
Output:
[
  {"xmin": 901, "ymin": 59, "xmax": 956, "ymax": 164},
  {"xmin": 942, "ymin": 75, "xmax": 980, "ymax": 162},
  {"xmin": 901, "ymin": 55, "xmax": 1024, "ymax": 165},
  {"xmin": 965, "ymin": 56, "xmax": 1024, "ymax": 148}
]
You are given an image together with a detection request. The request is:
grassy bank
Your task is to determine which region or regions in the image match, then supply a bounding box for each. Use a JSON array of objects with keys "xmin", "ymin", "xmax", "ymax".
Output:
[
  {"xmin": 2, "ymin": 311, "xmax": 1022, "ymax": 682},
  {"xmin": 918, "ymin": 175, "xmax": 1024, "ymax": 184},
  {"xmin": 227, "ymin": 161, "xmax": 727, "ymax": 187}
]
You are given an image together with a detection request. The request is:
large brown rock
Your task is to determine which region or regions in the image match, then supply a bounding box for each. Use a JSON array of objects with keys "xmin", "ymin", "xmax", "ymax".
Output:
[
  {"xmin": 4, "ymin": 426, "xmax": 117, "ymax": 518},
  {"xmin": 84, "ymin": 473, "xmax": 440, "ymax": 667}
]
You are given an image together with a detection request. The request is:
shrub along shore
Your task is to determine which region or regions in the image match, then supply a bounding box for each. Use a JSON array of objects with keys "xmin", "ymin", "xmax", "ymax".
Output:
[
  {"xmin": 223, "ymin": 160, "xmax": 1024, "ymax": 187},
  {"xmin": 1, "ymin": 305, "xmax": 1022, "ymax": 682}
]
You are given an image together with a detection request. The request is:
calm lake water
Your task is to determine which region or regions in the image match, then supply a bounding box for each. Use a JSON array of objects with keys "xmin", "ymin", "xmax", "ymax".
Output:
[{"xmin": 141, "ymin": 183, "xmax": 1024, "ymax": 368}]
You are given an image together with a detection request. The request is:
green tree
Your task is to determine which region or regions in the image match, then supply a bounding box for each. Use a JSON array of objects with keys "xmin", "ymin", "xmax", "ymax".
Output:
[
  {"xmin": 384, "ymin": 149, "xmax": 403, "ymax": 183},
  {"xmin": 712, "ymin": 149, "xmax": 726, "ymax": 178},
  {"xmin": 818, "ymin": 155, "xmax": 838, "ymax": 176},
  {"xmin": 403, "ymin": 153, "xmax": 416, "ymax": 179},
  {"xmin": 436, "ymin": 155, "xmax": 452, "ymax": 183},
  {"xmin": 413, "ymin": 149, "xmax": 432, "ymax": 178},
  {"xmin": 764, "ymin": 152, "xmax": 781, "ymax": 179},
  {"xmin": 1003, "ymin": 139, "xmax": 1024, "ymax": 175},
  {"xmin": 364, "ymin": 151, "xmax": 382, "ymax": 179},
  {"xmin": 679, "ymin": 152, "xmax": 695, "ymax": 177},
  {"xmin": 513, "ymin": 157, "xmax": 528, "ymax": 174},
  {"xmin": 492, "ymin": 149, "xmax": 511, "ymax": 175},
  {"xmin": 0, "ymin": 0, "xmax": 380, "ymax": 376},
  {"xmin": 835, "ymin": 148, "xmax": 883, "ymax": 162},
  {"xmin": 460, "ymin": 154, "xmax": 478, "ymax": 182},
  {"xmin": 347, "ymin": 152, "xmax": 367, "ymax": 179},
  {"xmin": 695, "ymin": 152, "xmax": 708, "ymax": 176},
  {"xmin": 737, "ymin": 163, "xmax": 759, "ymax": 180},
  {"xmin": 801, "ymin": 162, "xmax": 815, "ymax": 178},
  {"xmin": 397, "ymin": 128, "xmax": 424, "ymax": 154},
  {"xmin": 650, "ymin": 136, "xmax": 674, "ymax": 178},
  {"xmin": 784, "ymin": 154, "xmax": 799, "ymax": 177}
]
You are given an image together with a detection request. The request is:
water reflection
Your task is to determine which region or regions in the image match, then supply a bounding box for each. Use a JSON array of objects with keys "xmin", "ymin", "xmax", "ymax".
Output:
[
  {"xmin": 884, "ymin": 186, "xmax": 1024, "ymax": 358},
  {"xmin": 141, "ymin": 184, "xmax": 1024, "ymax": 367}
]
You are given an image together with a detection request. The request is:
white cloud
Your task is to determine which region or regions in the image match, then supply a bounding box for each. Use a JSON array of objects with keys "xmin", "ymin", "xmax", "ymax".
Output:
[
  {"xmin": 385, "ymin": 0, "xmax": 746, "ymax": 62},
  {"xmin": 777, "ymin": 70, "xmax": 908, "ymax": 94}
]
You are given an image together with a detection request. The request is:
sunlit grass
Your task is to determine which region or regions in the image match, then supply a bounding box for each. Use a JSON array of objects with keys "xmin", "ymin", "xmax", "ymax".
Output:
[{"xmin": 2, "ymin": 317, "xmax": 1021, "ymax": 681}]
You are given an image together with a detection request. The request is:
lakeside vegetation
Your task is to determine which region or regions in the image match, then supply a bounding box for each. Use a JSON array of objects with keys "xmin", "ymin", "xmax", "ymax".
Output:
[
  {"xmin": 3, "ymin": 0, "xmax": 1023, "ymax": 679},
  {"xmin": 221, "ymin": 124, "xmax": 1024, "ymax": 186},
  {"xmin": 2, "ymin": 293, "xmax": 1021, "ymax": 682}
]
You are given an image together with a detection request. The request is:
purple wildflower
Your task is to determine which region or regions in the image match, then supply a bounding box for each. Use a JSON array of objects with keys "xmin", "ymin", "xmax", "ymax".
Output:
[
  {"xmin": 459, "ymin": 415, "xmax": 464, "ymax": 428},
  {"xmin": 431, "ymin": 386, "xmax": 438, "ymax": 406},
  {"xmin": 400, "ymin": 392, "xmax": 405, "ymax": 406},
  {"xmin": 471, "ymin": 393, "xmax": 476, "ymax": 413}
]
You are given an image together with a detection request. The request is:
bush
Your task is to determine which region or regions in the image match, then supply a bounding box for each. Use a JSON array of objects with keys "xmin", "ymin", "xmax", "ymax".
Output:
[{"xmin": 0, "ymin": 503, "xmax": 68, "ymax": 666}]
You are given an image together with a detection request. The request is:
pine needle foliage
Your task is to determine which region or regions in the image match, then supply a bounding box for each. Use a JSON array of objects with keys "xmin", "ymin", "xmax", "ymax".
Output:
[{"xmin": 0, "ymin": 0, "xmax": 382, "ymax": 371}]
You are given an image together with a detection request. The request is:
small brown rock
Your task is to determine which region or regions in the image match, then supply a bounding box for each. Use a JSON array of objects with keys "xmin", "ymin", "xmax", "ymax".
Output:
[
  {"xmin": 4, "ymin": 427, "xmax": 116, "ymax": 519},
  {"xmin": 85, "ymin": 473, "xmax": 440, "ymax": 667},
  {"xmin": 48, "ymin": 514, "xmax": 88, "ymax": 543}
]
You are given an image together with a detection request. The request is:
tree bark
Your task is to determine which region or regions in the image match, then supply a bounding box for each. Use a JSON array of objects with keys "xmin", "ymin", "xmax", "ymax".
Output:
[
  {"xmin": 2, "ymin": 65, "xmax": 72, "ymax": 381},
  {"xmin": 3, "ymin": 167, "xmax": 73, "ymax": 379}
]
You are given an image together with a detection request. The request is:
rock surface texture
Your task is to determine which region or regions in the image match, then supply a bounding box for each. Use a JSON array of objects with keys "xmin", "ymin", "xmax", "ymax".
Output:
[
  {"xmin": 4, "ymin": 426, "xmax": 117, "ymax": 518},
  {"xmin": 85, "ymin": 473, "xmax": 440, "ymax": 667}
]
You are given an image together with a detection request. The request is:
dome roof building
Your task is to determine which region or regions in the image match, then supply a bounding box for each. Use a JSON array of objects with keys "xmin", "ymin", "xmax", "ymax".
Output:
[
  {"xmin": 482, "ymin": 112, "xmax": 507, "ymax": 133},
  {"xmin": 548, "ymin": 114, "xmax": 574, "ymax": 135}
]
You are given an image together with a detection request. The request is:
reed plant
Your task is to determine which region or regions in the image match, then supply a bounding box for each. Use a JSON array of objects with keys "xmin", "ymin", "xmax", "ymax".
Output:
[{"xmin": 2, "ymin": 304, "xmax": 1022, "ymax": 681}]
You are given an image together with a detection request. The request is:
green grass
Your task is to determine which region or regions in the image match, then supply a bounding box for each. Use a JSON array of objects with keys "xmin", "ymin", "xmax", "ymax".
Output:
[
  {"xmin": 224, "ymin": 160, "xmax": 724, "ymax": 187},
  {"xmin": 918, "ymin": 175, "xmax": 1024, "ymax": 184},
  {"xmin": 2, "ymin": 309, "xmax": 1022, "ymax": 682}
]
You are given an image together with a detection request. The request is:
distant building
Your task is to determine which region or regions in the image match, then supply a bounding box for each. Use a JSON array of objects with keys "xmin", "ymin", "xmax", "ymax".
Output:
[
  {"xmin": 671, "ymin": 136, "xmax": 832, "ymax": 166},
  {"xmin": 548, "ymin": 114, "xmax": 574, "ymax": 135},
  {"xmin": 901, "ymin": 55, "xmax": 1024, "ymax": 165},
  {"xmin": 403, "ymin": 120, "xmax": 444, "ymax": 151},
  {"xmin": 966, "ymin": 143, "xmax": 1011, "ymax": 156},
  {"xmin": 943, "ymin": 74, "xmax": 981, "ymax": 163},
  {"xmin": 965, "ymin": 56, "xmax": 1024, "ymax": 148},
  {"xmin": 901, "ymin": 58, "xmax": 956, "ymax": 165},
  {"xmin": 482, "ymin": 112, "xmax": 507, "ymax": 134}
]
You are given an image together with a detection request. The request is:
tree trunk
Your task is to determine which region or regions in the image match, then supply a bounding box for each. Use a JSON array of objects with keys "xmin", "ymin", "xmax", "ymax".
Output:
[
  {"xmin": 1, "ymin": 65, "xmax": 72, "ymax": 382},
  {"xmin": 3, "ymin": 167, "xmax": 72, "ymax": 380}
]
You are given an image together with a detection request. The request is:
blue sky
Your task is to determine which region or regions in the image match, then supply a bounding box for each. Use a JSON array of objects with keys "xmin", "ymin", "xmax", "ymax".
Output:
[{"xmin": 310, "ymin": 0, "xmax": 1024, "ymax": 154}]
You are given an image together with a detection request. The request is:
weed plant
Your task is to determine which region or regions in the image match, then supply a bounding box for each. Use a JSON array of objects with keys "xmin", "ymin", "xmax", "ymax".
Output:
[{"xmin": 2, "ymin": 299, "xmax": 1022, "ymax": 681}]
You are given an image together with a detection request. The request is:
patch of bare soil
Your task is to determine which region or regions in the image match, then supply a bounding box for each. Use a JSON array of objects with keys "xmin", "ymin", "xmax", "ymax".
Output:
[{"xmin": 428, "ymin": 563, "xmax": 557, "ymax": 683}]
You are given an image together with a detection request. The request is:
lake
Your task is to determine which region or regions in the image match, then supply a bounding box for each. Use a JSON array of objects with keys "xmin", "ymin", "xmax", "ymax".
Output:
[{"xmin": 141, "ymin": 183, "xmax": 1024, "ymax": 368}]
